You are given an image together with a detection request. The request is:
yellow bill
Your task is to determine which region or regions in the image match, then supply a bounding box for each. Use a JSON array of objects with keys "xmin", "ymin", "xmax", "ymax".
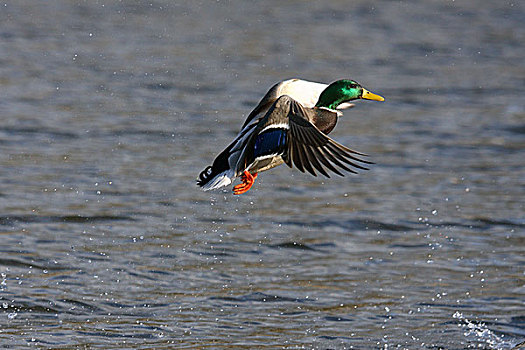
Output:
[{"xmin": 361, "ymin": 88, "xmax": 385, "ymax": 101}]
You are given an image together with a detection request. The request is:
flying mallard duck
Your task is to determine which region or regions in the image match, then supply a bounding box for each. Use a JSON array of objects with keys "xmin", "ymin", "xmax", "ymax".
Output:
[{"xmin": 197, "ymin": 78, "xmax": 384, "ymax": 195}]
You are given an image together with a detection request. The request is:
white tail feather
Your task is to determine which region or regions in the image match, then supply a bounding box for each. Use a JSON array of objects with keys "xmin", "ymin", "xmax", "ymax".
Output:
[{"xmin": 200, "ymin": 170, "xmax": 234, "ymax": 191}]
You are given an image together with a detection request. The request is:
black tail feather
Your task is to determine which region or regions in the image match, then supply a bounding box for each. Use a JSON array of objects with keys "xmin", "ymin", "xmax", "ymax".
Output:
[
  {"xmin": 196, "ymin": 149, "xmax": 231, "ymax": 187},
  {"xmin": 197, "ymin": 166, "xmax": 214, "ymax": 187}
]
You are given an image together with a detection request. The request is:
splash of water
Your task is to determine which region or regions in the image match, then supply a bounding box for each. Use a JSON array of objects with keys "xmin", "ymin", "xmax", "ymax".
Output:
[{"xmin": 453, "ymin": 311, "xmax": 518, "ymax": 349}]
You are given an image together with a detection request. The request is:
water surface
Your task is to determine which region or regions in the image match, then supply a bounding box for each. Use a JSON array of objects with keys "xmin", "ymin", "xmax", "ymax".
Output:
[{"xmin": 1, "ymin": 1, "xmax": 524, "ymax": 348}]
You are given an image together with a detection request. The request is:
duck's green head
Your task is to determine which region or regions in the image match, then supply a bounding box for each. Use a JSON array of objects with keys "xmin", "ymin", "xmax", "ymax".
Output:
[{"xmin": 315, "ymin": 79, "xmax": 385, "ymax": 110}]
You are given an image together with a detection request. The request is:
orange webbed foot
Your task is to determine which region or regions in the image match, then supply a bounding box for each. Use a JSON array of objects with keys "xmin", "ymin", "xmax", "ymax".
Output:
[{"xmin": 233, "ymin": 171, "xmax": 258, "ymax": 195}]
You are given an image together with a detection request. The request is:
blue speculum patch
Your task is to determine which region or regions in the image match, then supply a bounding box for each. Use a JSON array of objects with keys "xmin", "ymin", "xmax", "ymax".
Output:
[{"xmin": 253, "ymin": 129, "xmax": 287, "ymax": 158}]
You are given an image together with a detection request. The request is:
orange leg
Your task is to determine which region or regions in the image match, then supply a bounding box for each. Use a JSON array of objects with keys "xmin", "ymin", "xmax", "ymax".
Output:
[{"xmin": 233, "ymin": 171, "xmax": 258, "ymax": 195}]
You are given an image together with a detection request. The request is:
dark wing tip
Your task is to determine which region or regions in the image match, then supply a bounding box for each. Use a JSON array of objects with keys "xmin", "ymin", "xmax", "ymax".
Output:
[{"xmin": 284, "ymin": 95, "xmax": 375, "ymax": 178}]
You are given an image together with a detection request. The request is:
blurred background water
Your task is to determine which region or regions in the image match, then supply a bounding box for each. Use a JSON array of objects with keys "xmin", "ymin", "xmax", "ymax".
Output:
[{"xmin": 0, "ymin": 0, "xmax": 524, "ymax": 348}]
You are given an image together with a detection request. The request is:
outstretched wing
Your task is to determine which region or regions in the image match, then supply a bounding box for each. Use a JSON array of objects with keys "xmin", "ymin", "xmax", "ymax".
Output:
[
  {"xmin": 285, "ymin": 105, "xmax": 372, "ymax": 177},
  {"xmin": 239, "ymin": 95, "xmax": 372, "ymax": 177}
]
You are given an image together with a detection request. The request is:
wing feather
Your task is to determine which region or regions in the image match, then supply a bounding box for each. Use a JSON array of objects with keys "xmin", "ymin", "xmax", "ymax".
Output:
[
  {"xmin": 281, "ymin": 97, "xmax": 371, "ymax": 177},
  {"xmin": 291, "ymin": 138, "xmax": 306, "ymax": 173},
  {"xmin": 318, "ymin": 147, "xmax": 358, "ymax": 174},
  {"xmin": 298, "ymin": 142, "xmax": 317, "ymax": 176},
  {"xmin": 303, "ymin": 144, "xmax": 329, "ymax": 177},
  {"xmin": 238, "ymin": 94, "xmax": 373, "ymax": 178},
  {"xmin": 325, "ymin": 142, "xmax": 370, "ymax": 170},
  {"xmin": 311, "ymin": 147, "xmax": 343, "ymax": 176}
]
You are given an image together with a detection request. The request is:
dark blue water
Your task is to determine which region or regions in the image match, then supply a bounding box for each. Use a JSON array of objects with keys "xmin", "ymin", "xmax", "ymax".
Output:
[{"xmin": 1, "ymin": 1, "xmax": 524, "ymax": 348}]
